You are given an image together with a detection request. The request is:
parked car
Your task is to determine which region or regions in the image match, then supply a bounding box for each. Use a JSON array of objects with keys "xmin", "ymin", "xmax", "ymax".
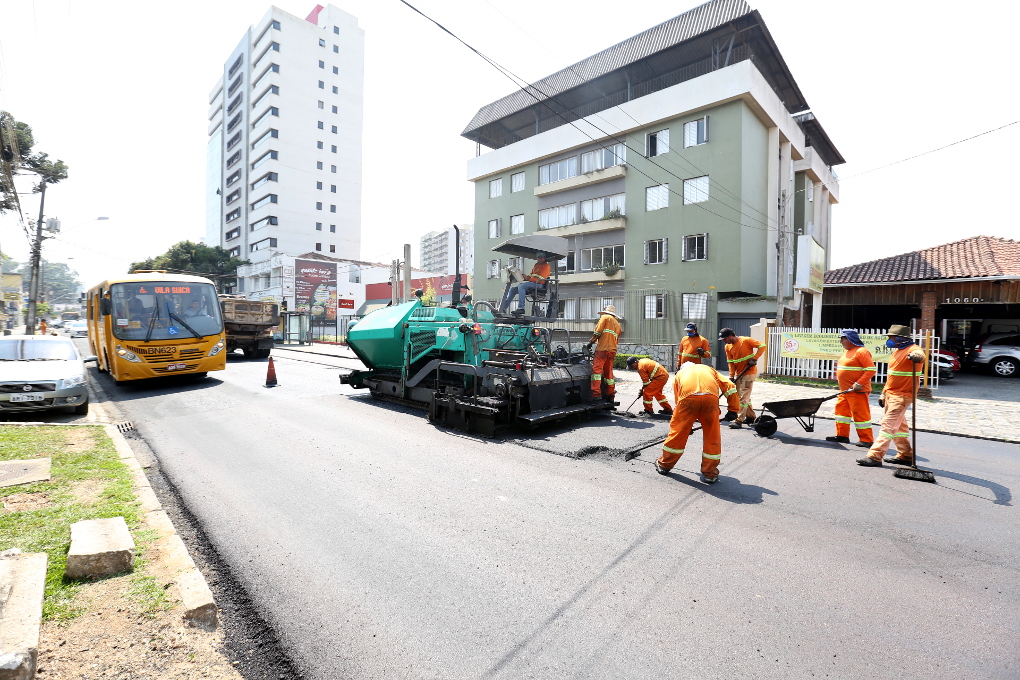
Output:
[
  {"xmin": 50, "ymin": 319, "xmax": 65, "ymax": 329},
  {"xmin": 0, "ymin": 336, "xmax": 97, "ymax": 415},
  {"xmin": 969, "ymin": 333, "xmax": 1020, "ymax": 377},
  {"xmin": 67, "ymin": 321, "xmax": 88, "ymax": 338}
]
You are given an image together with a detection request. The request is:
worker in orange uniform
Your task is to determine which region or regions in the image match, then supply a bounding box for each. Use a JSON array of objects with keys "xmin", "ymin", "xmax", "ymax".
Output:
[
  {"xmin": 826, "ymin": 329, "xmax": 876, "ymax": 447},
  {"xmin": 677, "ymin": 322, "xmax": 711, "ymax": 366},
  {"xmin": 656, "ymin": 362, "xmax": 740, "ymax": 484},
  {"xmin": 857, "ymin": 324, "xmax": 926, "ymax": 467},
  {"xmin": 585, "ymin": 305, "xmax": 621, "ymax": 401},
  {"xmin": 720, "ymin": 328, "xmax": 766, "ymax": 429},
  {"xmin": 626, "ymin": 356, "xmax": 673, "ymax": 415},
  {"xmin": 499, "ymin": 253, "xmax": 551, "ymax": 316}
]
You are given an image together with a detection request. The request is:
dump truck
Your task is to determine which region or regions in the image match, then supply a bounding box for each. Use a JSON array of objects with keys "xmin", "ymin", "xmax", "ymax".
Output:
[{"xmin": 218, "ymin": 295, "xmax": 279, "ymax": 358}]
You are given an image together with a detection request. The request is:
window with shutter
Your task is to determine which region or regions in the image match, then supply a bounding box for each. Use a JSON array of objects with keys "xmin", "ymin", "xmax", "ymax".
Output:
[
  {"xmin": 682, "ymin": 293, "xmax": 708, "ymax": 319},
  {"xmin": 683, "ymin": 176, "xmax": 709, "ymax": 204},
  {"xmin": 647, "ymin": 129, "xmax": 669, "ymax": 157},
  {"xmin": 510, "ymin": 214, "xmax": 524, "ymax": 234},
  {"xmin": 646, "ymin": 184, "xmax": 669, "ymax": 211},
  {"xmin": 488, "ymin": 219, "xmax": 501, "ymax": 238}
]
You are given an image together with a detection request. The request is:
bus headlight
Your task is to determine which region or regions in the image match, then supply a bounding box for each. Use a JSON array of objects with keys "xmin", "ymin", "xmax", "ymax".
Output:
[
  {"xmin": 61, "ymin": 374, "xmax": 86, "ymax": 388},
  {"xmin": 207, "ymin": 340, "xmax": 226, "ymax": 357},
  {"xmin": 115, "ymin": 345, "xmax": 143, "ymax": 363}
]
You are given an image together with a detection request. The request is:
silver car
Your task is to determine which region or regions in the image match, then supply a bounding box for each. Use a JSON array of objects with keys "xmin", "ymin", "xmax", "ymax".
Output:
[
  {"xmin": 67, "ymin": 321, "xmax": 88, "ymax": 338},
  {"xmin": 0, "ymin": 336, "xmax": 97, "ymax": 415},
  {"xmin": 970, "ymin": 333, "xmax": 1020, "ymax": 377}
]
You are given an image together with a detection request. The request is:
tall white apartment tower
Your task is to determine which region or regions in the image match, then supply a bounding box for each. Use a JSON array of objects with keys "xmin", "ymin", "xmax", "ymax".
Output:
[{"xmin": 206, "ymin": 4, "xmax": 364, "ymax": 291}]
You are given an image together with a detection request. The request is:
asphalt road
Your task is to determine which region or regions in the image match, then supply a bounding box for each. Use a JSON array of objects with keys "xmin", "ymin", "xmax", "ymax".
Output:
[{"xmin": 72, "ymin": 342, "xmax": 1020, "ymax": 679}]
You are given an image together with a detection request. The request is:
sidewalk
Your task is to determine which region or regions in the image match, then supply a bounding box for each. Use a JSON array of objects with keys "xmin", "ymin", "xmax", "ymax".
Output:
[{"xmin": 273, "ymin": 341, "xmax": 359, "ymax": 360}]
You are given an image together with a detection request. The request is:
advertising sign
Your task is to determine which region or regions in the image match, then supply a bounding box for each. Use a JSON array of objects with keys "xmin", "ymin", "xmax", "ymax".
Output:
[
  {"xmin": 779, "ymin": 332, "xmax": 896, "ymax": 363},
  {"xmin": 338, "ymin": 298, "xmax": 355, "ymax": 310},
  {"xmin": 364, "ymin": 274, "xmax": 469, "ymax": 302},
  {"xmin": 295, "ymin": 259, "xmax": 337, "ymax": 322},
  {"xmin": 796, "ymin": 235, "xmax": 825, "ymax": 294}
]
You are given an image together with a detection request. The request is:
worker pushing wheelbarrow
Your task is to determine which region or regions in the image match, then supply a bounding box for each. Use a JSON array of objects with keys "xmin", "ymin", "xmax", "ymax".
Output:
[{"xmin": 751, "ymin": 389, "xmax": 853, "ymax": 437}]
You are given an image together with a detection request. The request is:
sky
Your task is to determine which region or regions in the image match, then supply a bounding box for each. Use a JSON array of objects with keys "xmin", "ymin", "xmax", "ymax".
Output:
[{"xmin": 0, "ymin": 0, "xmax": 1017, "ymax": 291}]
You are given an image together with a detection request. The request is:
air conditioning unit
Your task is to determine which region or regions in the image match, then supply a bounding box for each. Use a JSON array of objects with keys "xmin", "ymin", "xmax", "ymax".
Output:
[{"xmin": 45, "ymin": 218, "xmax": 61, "ymax": 233}]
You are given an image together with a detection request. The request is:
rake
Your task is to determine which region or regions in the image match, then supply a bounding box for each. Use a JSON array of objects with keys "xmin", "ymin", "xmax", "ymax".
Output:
[{"xmin": 893, "ymin": 363, "xmax": 936, "ymax": 484}]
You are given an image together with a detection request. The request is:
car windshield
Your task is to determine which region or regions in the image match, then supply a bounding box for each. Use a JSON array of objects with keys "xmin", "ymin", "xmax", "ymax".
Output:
[
  {"xmin": 110, "ymin": 282, "xmax": 224, "ymax": 341},
  {"xmin": 0, "ymin": 339, "xmax": 78, "ymax": 361}
]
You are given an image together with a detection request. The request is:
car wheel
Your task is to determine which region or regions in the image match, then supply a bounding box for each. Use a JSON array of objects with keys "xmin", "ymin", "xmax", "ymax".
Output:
[
  {"xmin": 991, "ymin": 357, "xmax": 1019, "ymax": 377},
  {"xmin": 73, "ymin": 399, "xmax": 90, "ymax": 415}
]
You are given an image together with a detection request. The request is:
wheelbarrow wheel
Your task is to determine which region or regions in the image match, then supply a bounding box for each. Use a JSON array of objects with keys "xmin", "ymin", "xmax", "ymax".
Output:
[{"xmin": 754, "ymin": 415, "xmax": 778, "ymax": 437}]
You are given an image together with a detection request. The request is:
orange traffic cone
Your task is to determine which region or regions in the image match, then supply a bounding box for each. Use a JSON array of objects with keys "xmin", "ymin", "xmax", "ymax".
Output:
[{"xmin": 265, "ymin": 357, "xmax": 278, "ymax": 388}]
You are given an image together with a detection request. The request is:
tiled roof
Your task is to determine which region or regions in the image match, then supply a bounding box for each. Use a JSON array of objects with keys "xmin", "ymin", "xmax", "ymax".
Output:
[{"xmin": 824, "ymin": 236, "xmax": 1020, "ymax": 285}]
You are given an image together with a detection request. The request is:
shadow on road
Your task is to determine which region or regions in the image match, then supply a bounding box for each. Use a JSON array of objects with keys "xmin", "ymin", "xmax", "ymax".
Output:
[
  {"xmin": 929, "ymin": 468, "xmax": 1012, "ymax": 506},
  {"xmin": 768, "ymin": 431, "xmax": 848, "ymax": 449},
  {"xmin": 656, "ymin": 467, "xmax": 779, "ymax": 504},
  {"xmin": 87, "ymin": 367, "xmax": 224, "ymax": 403}
]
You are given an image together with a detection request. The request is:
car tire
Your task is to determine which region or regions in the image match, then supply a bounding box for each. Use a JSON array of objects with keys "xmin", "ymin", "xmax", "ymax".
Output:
[
  {"xmin": 72, "ymin": 399, "xmax": 89, "ymax": 415},
  {"xmin": 991, "ymin": 357, "xmax": 1019, "ymax": 377}
]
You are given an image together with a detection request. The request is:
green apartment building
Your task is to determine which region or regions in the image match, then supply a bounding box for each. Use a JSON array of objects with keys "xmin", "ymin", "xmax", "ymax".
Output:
[{"xmin": 462, "ymin": 0, "xmax": 844, "ymax": 367}]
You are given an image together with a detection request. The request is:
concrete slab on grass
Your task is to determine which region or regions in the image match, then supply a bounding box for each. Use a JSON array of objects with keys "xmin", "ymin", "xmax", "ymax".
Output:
[
  {"xmin": 0, "ymin": 459, "xmax": 51, "ymax": 489},
  {"xmin": 0, "ymin": 551, "xmax": 48, "ymax": 680},
  {"xmin": 65, "ymin": 517, "xmax": 135, "ymax": 580}
]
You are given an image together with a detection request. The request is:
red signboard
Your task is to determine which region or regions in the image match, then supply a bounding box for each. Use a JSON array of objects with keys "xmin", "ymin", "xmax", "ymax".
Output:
[
  {"xmin": 364, "ymin": 274, "xmax": 468, "ymax": 301},
  {"xmin": 337, "ymin": 298, "xmax": 355, "ymax": 310}
]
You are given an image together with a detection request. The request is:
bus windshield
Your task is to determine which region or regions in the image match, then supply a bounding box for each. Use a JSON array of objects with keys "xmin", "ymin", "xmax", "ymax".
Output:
[{"xmin": 109, "ymin": 282, "xmax": 223, "ymax": 341}]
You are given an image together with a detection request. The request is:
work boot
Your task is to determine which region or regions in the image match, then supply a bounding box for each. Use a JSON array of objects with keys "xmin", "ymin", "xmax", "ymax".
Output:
[
  {"xmin": 855, "ymin": 441, "xmax": 872, "ymax": 448},
  {"xmin": 856, "ymin": 457, "xmax": 882, "ymax": 467},
  {"xmin": 701, "ymin": 474, "xmax": 718, "ymax": 484},
  {"xmin": 654, "ymin": 460, "xmax": 670, "ymax": 475},
  {"xmin": 825, "ymin": 436, "xmax": 851, "ymax": 444},
  {"xmin": 728, "ymin": 421, "xmax": 743, "ymax": 429},
  {"xmin": 660, "ymin": 408, "xmax": 673, "ymax": 415},
  {"xmin": 884, "ymin": 456, "xmax": 913, "ymax": 465},
  {"xmin": 511, "ymin": 308, "xmax": 525, "ymax": 317}
]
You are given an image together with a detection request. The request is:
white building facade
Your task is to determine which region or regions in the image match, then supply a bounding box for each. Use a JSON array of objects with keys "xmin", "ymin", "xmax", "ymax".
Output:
[
  {"xmin": 419, "ymin": 224, "xmax": 474, "ymax": 276},
  {"xmin": 206, "ymin": 4, "xmax": 365, "ymax": 301}
]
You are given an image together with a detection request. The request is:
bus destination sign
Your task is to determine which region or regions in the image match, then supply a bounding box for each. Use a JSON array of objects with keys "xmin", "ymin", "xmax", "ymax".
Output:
[{"xmin": 133, "ymin": 285, "xmax": 192, "ymax": 295}]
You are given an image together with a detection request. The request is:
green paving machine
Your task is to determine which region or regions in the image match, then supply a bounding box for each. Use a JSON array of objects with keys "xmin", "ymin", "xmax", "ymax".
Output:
[{"xmin": 340, "ymin": 234, "xmax": 612, "ymax": 435}]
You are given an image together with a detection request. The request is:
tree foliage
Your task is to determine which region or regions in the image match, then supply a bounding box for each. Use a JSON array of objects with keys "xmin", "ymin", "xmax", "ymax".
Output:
[
  {"xmin": 7, "ymin": 257, "xmax": 82, "ymax": 303},
  {"xmin": 129, "ymin": 241, "xmax": 249, "ymax": 292},
  {"xmin": 0, "ymin": 111, "xmax": 69, "ymax": 215}
]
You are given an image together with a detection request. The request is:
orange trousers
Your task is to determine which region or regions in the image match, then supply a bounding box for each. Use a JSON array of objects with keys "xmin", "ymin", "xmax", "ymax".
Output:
[
  {"xmin": 641, "ymin": 374, "xmax": 672, "ymax": 413},
  {"xmin": 657, "ymin": 395, "xmax": 722, "ymax": 479},
  {"xmin": 866, "ymin": 393, "xmax": 913, "ymax": 461},
  {"xmin": 834, "ymin": 391, "xmax": 874, "ymax": 443},
  {"xmin": 591, "ymin": 350, "xmax": 616, "ymax": 398}
]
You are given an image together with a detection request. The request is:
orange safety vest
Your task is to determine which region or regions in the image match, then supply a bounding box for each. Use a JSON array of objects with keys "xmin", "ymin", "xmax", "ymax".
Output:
[
  {"xmin": 592, "ymin": 314, "xmax": 621, "ymax": 352},
  {"xmin": 836, "ymin": 346, "xmax": 876, "ymax": 393},
  {"xmin": 884, "ymin": 344, "xmax": 925, "ymax": 397},
  {"xmin": 725, "ymin": 337, "xmax": 765, "ymax": 377}
]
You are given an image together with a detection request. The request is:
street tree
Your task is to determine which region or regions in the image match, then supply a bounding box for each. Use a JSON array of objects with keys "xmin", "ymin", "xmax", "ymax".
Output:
[
  {"xmin": 8, "ymin": 257, "xmax": 81, "ymax": 304},
  {"xmin": 0, "ymin": 110, "xmax": 69, "ymax": 214},
  {"xmin": 130, "ymin": 241, "xmax": 249, "ymax": 292}
]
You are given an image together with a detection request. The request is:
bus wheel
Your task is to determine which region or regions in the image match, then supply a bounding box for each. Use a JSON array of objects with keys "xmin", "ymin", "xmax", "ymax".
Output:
[{"xmin": 97, "ymin": 351, "xmax": 109, "ymax": 373}]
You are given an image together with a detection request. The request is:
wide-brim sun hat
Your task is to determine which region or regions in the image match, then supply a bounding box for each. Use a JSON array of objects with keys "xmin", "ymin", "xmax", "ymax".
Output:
[
  {"xmin": 599, "ymin": 305, "xmax": 619, "ymax": 317},
  {"xmin": 886, "ymin": 324, "xmax": 911, "ymax": 337}
]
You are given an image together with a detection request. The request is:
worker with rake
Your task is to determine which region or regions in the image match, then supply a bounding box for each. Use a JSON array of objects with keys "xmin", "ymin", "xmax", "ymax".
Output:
[
  {"xmin": 677, "ymin": 322, "xmax": 711, "ymax": 366},
  {"xmin": 655, "ymin": 362, "xmax": 740, "ymax": 484},
  {"xmin": 585, "ymin": 305, "xmax": 622, "ymax": 402},
  {"xmin": 720, "ymin": 328, "xmax": 766, "ymax": 429},
  {"xmin": 826, "ymin": 329, "xmax": 876, "ymax": 447},
  {"xmin": 627, "ymin": 356, "xmax": 673, "ymax": 415},
  {"xmin": 857, "ymin": 324, "xmax": 926, "ymax": 467}
]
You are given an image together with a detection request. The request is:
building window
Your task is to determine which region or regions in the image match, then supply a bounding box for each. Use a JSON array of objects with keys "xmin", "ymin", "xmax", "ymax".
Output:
[
  {"xmin": 252, "ymin": 85, "xmax": 279, "ymax": 110},
  {"xmin": 251, "ymin": 64, "xmax": 279, "ymax": 91},
  {"xmin": 318, "ymin": 38, "xmax": 326, "ymax": 47},
  {"xmin": 318, "ymin": 80, "xmax": 325, "ymax": 89},
  {"xmin": 683, "ymin": 176, "xmax": 709, "ymax": 204},
  {"xmin": 580, "ymin": 245, "xmax": 625, "ymax": 272},
  {"xmin": 226, "ymin": 132, "xmax": 241, "ymax": 150},
  {"xmin": 250, "ymin": 215, "xmax": 277, "ymax": 231},
  {"xmin": 683, "ymin": 233, "xmax": 708, "ymax": 261},
  {"xmin": 226, "ymin": 95, "xmax": 242, "ymax": 115},
  {"xmin": 316, "ymin": 222, "xmax": 322, "ymax": 231},
  {"xmin": 228, "ymin": 246, "xmax": 241, "ymax": 257},
  {"xmin": 331, "ymin": 145, "xmax": 337, "ymax": 153},
  {"xmin": 330, "ymin": 165, "xmax": 337, "ymax": 173},
  {"xmin": 225, "ymin": 189, "xmax": 241, "ymax": 204},
  {"xmin": 489, "ymin": 178, "xmax": 502, "ymax": 198},
  {"xmin": 333, "ymin": 45, "xmax": 339, "ymax": 53},
  {"xmin": 329, "ymin": 224, "xmax": 336, "ymax": 233},
  {"xmin": 510, "ymin": 214, "xmax": 524, "ymax": 235},
  {"xmin": 538, "ymin": 157, "xmax": 578, "ymax": 185},
  {"xmin": 250, "ymin": 237, "xmax": 277, "ymax": 252},
  {"xmin": 580, "ymin": 193, "xmax": 625, "ymax": 221},
  {"xmin": 557, "ymin": 251, "xmax": 575, "ymax": 273},
  {"xmin": 316, "ymin": 202, "xmax": 323, "ymax": 210},
  {"xmin": 329, "ymin": 245, "xmax": 336, "ymax": 253},
  {"xmin": 226, "ymin": 170, "xmax": 241, "ymax": 186},
  {"xmin": 228, "ymin": 55, "xmax": 243, "ymax": 78},
  {"xmin": 251, "ymin": 149, "xmax": 278, "ymax": 169},
  {"xmin": 317, "ymin": 141, "xmax": 324, "ymax": 149},
  {"xmin": 580, "ymin": 297, "xmax": 624, "ymax": 319},
  {"xmin": 227, "ymin": 76, "xmax": 242, "ymax": 97},
  {"xmin": 682, "ymin": 293, "xmax": 708, "ymax": 319},
  {"xmin": 507, "ymin": 257, "xmax": 523, "ymax": 272},
  {"xmin": 317, "ymin": 100, "xmax": 325, "ymax": 110},
  {"xmin": 316, "ymin": 181, "xmax": 323, "ymax": 189},
  {"xmin": 330, "ymin": 185, "xmax": 336, "ymax": 193},
  {"xmin": 645, "ymin": 184, "xmax": 669, "ymax": 211},
  {"xmin": 349, "ymin": 267, "xmax": 360, "ymax": 283},
  {"xmin": 251, "ymin": 172, "xmax": 278, "ymax": 191},
  {"xmin": 488, "ymin": 219, "xmax": 501, "ymax": 238},
  {"xmin": 226, "ymin": 151, "xmax": 241, "ymax": 168},
  {"xmin": 252, "ymin": 106, "xmax": 279, "ymax": 130},
  {"xmin": 226, "ymin": 113, "xmax": 242, "ymax": 133},
  {"xmin": 317, "ymin": 121, "xmax": 324, "ymax": 129},
  {"xmin": 511, "ymin": 171, "xmax": 525, "ymax": 193},
  {"xmin": 644, "ymin": 294, "xmax": 667, "ymax": 319},
  {"xmin": 332, "ymin": 85, "xmax": 339, "ymax": 94},
  {"xmin": 332, "ymin": 105, "xmax": 338, "ymax": 113},
  {"xmin": 225, "ymin": 227, "xmax": 241, "ymax": 241},
  {"xmin": 254, "ymin": 19, "xmax": 280, "ymax": 47},
  {"xmin": 332, "ymin": 66, "xmax": 339, "ymax": 75},
  {"xmin": 333, "ymin": 25, "xmax": 339, "ymax": 34},
  {"xmin": 315, "ymin": 243, "xmax": 322, "ymax": 251},
  {"xmin": 253, "ymin": 42, "xmax": 280, "ymax": 70},
  {"xmin": 251, "ymin": 194, "xmax": 278, "ymax": 211},
  {"xmin": 225, "ymin": 208, "xmax": 241, "ymax": 222},
  {"xmin": 683, "ymin": 116, "xmax": 709, "ymax": 147},
  {"xmin": 318, "ymin": 60, "xmax": 325, "ymax": 69},
  {"xmin": 317, "ymin": 161, "xmax": 323, "ymax": 169},
  {"xmin": 538, "ymin": 203, "xmax": 577, "ymax": 230},
  {"xmin": 487, "ymin": 259, "xmax": 501, "ymax": 278},
  {"xmin": 251, "ymin": 128, "xmax": 278, "ymax": 150},
  {"xmin": 557, "ymin": 298, "xmax": 577, "ymax": 319},
  {"xmin": 644, "ymin": 238, "xmax": 667, "ymax": 265},
  {"xmin": 581, "ymin": 143, "xmax": 626, "ymax": 173},
  {"xmin": 647, "ymin": 128, "xmax": 669, "ymax": 157},
  {"xmin": 330, "ymin": 205, "xmax": 336, "ymax": 213}
]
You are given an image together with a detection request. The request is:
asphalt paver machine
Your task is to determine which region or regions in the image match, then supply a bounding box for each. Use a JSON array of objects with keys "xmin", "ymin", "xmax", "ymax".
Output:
[{"xmin": 340, "ymin": 235, "xmax": 612, "ymax": 435}]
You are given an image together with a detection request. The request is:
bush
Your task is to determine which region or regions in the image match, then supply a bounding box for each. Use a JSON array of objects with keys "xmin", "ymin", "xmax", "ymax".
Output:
[{"xmin": 615, "ymin": 353, "xmax": 652, "ymax": 369}]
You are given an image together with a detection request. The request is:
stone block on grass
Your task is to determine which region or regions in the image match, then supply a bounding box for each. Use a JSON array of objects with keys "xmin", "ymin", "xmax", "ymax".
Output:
[{"xmin": 65, "ymin": 517, "xmax": 135, "ymax": 580}]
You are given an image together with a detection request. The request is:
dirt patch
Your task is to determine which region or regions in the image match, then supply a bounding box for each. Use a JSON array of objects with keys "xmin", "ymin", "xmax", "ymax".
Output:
[
  {"xmin": 69, "ymin": 479, "xmax": 105, "ymax": 506},
  {"xmin": 2, "ymin": 491, "xmax": 52, "ymax": 512},
  {"xmin": 62, "ymin": 427, "xmax": 95, "ymax": 453},
  {"xmin": 38, "ymin": 571, "xmax": 243, "ymax": 680}
]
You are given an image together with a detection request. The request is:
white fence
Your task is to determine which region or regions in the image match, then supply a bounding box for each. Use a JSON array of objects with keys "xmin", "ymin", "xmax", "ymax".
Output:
[{"xmin": 765, "ymin": 327, "xmax": 941, "ymax": 389}]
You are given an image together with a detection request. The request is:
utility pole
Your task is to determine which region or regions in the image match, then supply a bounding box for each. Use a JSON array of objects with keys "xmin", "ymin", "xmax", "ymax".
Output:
[
  {"xmin": 25, "ymin": 180, "xmax": 46, "ymax": 335},
  {"xmin": 403, "ymin": 244, "xmax": 412, "ymax": 302},
  {"xmin": 390, "ymin": 260, "xmax": 398, "ymax": 305},
  {"xmin": 775, "ymin": 189, "xmax": 787, "ymax": 327}
]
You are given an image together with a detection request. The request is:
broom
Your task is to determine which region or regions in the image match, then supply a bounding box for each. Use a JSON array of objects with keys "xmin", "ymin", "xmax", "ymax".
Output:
[{"xmin": 893, "ymin": 361, "xmax": 936, "ymax": 484}]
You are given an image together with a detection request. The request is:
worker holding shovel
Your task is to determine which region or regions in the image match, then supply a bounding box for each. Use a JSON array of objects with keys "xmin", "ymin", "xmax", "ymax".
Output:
[
  {"xmin": 826, "ymin": 329, "xmax": 876, "ymax": 447},
  {"xmin": 857, "ymin": 324, "xmax": 926, "ymax": 467},
  {"xmin": 720, "ymin": 328, "xmax": 766, "ymax": 429},
  {"xmin": 627, "ymin": 356, "xmax": 673, "ymax": 415}
]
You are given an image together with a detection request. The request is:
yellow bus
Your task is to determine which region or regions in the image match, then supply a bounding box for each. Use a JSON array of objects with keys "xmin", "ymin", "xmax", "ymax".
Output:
[{"xmin": 86, "ymin": 272, "xmax": 227, "ymax": 381}]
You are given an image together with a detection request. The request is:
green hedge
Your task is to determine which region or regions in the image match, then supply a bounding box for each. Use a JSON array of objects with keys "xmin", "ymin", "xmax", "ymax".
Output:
[{"xmin": 614, "ymin": 353, "xmax": 653, "ymax": 369}]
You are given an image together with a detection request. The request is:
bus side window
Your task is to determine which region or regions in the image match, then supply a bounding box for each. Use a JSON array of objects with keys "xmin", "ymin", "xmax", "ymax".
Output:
[{"xmin": 87, "ymin": 295, "xmax": 93, "ymax": 321}]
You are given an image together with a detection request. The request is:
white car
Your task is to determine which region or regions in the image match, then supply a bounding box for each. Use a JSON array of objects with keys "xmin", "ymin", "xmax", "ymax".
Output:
[
  {"xmin": 0, "ymin": 336, "xmax": 97, "ymax": 415},
  {"xmin": 67, "ymin": 321, "xmax": 88, "ymax": 338}
]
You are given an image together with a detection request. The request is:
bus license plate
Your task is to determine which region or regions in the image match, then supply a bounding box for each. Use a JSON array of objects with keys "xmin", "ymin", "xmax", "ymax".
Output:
[
  {"xmin": 11, "ymin": 394, "xmax": 44, "ymax": 402},
  {"xmin": 166, "ymin": 363, "xmax": 187, "ymax": 371}
]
